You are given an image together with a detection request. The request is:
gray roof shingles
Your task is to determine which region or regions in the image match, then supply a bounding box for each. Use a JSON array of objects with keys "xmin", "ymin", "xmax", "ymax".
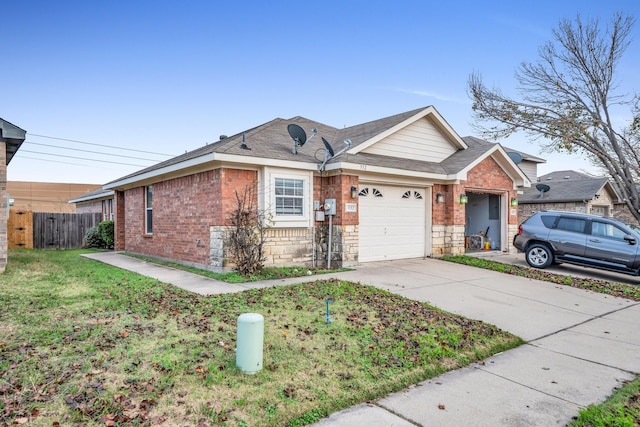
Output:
[
  {"xmin": 106, "ymin": 106, "xmax": 531, "ymax": 186},
  {"xmin": 520, "ymin": 176, "xmax": 610, "ymax": 203}
]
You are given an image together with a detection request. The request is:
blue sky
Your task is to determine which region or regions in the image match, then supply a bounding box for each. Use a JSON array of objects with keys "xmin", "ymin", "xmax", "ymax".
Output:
[{"xmin": 4, "ymin": 1, "xmax": 640, "ymax": 184}]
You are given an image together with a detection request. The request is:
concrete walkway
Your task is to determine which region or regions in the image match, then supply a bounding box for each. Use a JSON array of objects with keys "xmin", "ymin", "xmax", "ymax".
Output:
[{"xmin": 83, "ymin": 252, "xmax": 640, "ymax": 426}]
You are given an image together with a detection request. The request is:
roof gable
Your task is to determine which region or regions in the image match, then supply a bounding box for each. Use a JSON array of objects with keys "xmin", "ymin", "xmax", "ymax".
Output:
[
  {"xmin": 346, "ymin": 106, "xmax": 467, "ymax": 161},
  {"xmin": 442, "ymin": 143, "xmax": 531, "ymax": 187}
]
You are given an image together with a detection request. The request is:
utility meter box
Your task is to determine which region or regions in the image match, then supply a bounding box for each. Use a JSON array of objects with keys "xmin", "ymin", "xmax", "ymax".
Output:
[{"xmin": 324, "ymin": 199, "xmax": 336, "ymax": 215}]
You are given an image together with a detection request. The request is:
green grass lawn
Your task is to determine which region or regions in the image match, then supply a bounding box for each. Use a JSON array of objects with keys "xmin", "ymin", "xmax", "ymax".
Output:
[{"xmin": 0, "ymin": 250, "xmax": 522, "ymax": 426}]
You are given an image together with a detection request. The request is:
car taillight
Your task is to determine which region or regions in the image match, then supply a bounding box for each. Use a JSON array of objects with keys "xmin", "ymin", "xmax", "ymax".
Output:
[{"xmin": 517, "ymin": 224, "xmax": 523, "ymax": 235}]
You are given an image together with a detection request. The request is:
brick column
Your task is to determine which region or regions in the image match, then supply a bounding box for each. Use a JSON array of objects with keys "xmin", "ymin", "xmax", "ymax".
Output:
[{"xmin": 114, "ymin": 190, "xmax": 126, "ymax": 251}]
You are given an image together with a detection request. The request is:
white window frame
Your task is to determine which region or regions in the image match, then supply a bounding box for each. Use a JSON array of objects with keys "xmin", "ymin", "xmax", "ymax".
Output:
[
  {"xmin": 262, "ymin": 168, "xmax": 312, "ymax": 228},
  {"xmin": 145, "ymin": 185, "xmax": 153, "ymax": 234},
  {"xmin": 102, "ymin": 200, "xmax": 108, "ymax": 221}
]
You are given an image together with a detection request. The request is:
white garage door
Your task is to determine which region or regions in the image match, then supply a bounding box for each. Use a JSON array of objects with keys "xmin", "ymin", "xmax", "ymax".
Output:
[{"xmin": 358, "ymin": 185, "xmax": 427, "ymax": 262}]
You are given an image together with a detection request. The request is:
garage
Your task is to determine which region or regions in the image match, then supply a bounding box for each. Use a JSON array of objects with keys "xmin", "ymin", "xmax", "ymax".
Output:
[{"xmin": 358, "ymin": 185, "xmax": 427, "ymax": 262}]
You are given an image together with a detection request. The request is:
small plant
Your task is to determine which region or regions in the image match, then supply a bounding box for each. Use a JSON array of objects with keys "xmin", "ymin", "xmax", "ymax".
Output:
[
  {"xmin": 226, "ymin": 184, "xmax": 270, "ymax": 276},
  {"xmin": 84, "ymin": 227, "xmax": 105, "ymax": 248},
  {"xmin": 97, "ymin": 220, "xmax": 114, "ymax": 249},
  {"xmin": 85, "ymin": 221, "xmax": 114, "ymax": 249}
]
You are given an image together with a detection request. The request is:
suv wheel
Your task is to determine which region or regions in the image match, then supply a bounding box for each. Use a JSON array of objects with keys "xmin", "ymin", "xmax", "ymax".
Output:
[{"xmin": 525, "ymin": 243, "xmax": 553, "ymax": 269}]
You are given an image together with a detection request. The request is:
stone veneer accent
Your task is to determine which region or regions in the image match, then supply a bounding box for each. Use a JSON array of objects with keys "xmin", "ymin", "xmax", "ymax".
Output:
[
  {"xmin": 209, "ymin": 224, "xmax": 357, "ymax": 272},
  {"xmin": 507, "ymin": 224, "xmax": 519, "ymax": 253},
  {"xmin": 263, "ymin": 228, "xmax": 313, "ymax": 265},
  {"xmin": 431, "ymin": 224, "xmax": 465, "ymax": 255}
]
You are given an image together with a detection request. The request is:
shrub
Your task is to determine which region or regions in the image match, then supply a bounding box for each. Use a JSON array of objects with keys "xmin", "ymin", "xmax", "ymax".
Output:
[
  {"xmin": 97, "ymin": 221, "xmax": 114, "ymax": 249},
  {"xmin": 85, "ymin": 227, "xmax": 105, "ymax": 248},
  {"xmin": 226, "ymin": 184, "xmax": 269, "ymax": 276}
]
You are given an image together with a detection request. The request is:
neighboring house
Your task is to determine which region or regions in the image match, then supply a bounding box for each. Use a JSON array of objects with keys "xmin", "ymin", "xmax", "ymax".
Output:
[
  {"xmin": 69, "ymin": 188, "xmax": 115, "ymax": 221},
  {"xmin": 104, "ymin": 106, "xmax": 530, "ymax": 270},
  {"xmin": 518, "ymin": 170, "xmax": 619, "ymax": 220},
  {"xmin": 1, "ymin": 119, "xmax": 26, "ymax": 273},
  {"xmin": 9, "ymin": 181, "xmax": 101, "ymax": 213}
]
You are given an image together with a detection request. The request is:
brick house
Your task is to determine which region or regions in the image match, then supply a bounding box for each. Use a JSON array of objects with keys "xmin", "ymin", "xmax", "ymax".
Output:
[
  {"xmin": 104, "ymin": 106, "xmax": 530, "ymax": 270},
  {"xmin": 69, "ymin": 188, "xmax": 115, "ymax": 221},
  {"xmin": 1, "ymin": 119, "xmax": 26, "ymax": 273},
  {"xmin": 518, "ymin": 170, "xmax": 619, "ymax": 221}
]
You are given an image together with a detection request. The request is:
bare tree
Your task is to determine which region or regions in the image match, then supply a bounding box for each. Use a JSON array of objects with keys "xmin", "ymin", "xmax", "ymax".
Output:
[
  {"xmin": 226, "ymin": 184, "xmax": 269, "ymax": 276},
  {"xmin": 468, "ymin": 12, "xmax": 640, "ymax": 221}
]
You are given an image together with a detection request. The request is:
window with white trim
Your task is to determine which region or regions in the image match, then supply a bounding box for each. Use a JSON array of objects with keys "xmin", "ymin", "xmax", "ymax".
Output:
[
  {"xmin": 145, "ymin": 186, "xmax": 153, "ymax": 234},
  {"xmin": 263, "ymin": 168, "xmax": 311, "ymax": 227},
  {"xmin": 102, "ymin": 200, "xmax": 108, "ymax": 221},
  {"xmin": 275, "ymin": 178, "xmax": 304, "ymax": 216}
]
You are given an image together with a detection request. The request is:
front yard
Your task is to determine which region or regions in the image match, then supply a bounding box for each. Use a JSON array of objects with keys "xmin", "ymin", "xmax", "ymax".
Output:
[{"xmin": 0, "ymin": 250, "xmax": 521, "ymax": 426}]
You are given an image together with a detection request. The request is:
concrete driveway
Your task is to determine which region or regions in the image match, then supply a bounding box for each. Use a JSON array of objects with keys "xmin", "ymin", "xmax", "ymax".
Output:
[{"xmin": 474, "ymin": 250, "xmax": 640, "ymax": 286}]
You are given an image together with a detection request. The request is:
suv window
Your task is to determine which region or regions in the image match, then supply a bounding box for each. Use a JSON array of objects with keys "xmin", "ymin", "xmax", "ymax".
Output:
[
  {"xmin": 556, "ymin": 217, "xmax": 586, "ymax": 234},
  {"xmin": 591, "ymin": 220, "xmax": 628, "ymax": 241},
  {"xmin": 540, "ymin": 215, "xmax": 556, "ymax": 228}
]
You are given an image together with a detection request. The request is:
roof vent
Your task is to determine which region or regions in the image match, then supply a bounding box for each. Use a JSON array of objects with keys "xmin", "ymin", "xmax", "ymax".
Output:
[
  {"xmin": 564, "ymin": 175, "xmax": 570, "ymax": 179},
  {"xmin": 220, "ymin": 135, "xmax": 228, "ymax": 140}
]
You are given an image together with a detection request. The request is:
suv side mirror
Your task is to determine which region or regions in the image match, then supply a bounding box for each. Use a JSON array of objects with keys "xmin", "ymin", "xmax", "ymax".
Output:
[{"xmin": 624, "ymin": 234, "xmax": 636, "ymax": 245}]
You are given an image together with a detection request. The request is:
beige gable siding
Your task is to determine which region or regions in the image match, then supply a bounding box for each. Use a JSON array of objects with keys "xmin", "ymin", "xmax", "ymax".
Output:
[
  {"xmin": 518, "ymin": 160, "xmax": 538, "ymax": 183},
  {"xmin": 361, "ymin": 117, "xmax": 457, "ymax": 162}
]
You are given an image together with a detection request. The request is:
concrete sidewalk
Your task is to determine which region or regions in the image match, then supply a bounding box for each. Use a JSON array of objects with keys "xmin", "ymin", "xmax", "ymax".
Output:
[{"xmin": 83, "ymin": 252, "xmax": 640, "ymax": 426}]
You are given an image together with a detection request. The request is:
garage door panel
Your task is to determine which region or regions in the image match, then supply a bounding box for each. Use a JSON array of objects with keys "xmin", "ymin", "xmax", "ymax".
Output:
[{"xmin": 359, "ymin": 185, "xmax": 427, "ymax": 262}]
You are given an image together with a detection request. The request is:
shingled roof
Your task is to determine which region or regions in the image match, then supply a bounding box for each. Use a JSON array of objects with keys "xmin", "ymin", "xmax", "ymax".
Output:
[
  {"xmin": 519, "ymin": 171, "xmax": 616, "ymax": 203},
  {"xmin": 105, "ymin": 106, "xmax": 529, "ymax": 189}
]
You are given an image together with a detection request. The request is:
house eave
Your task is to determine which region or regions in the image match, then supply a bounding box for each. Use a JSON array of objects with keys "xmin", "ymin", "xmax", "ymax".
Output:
[
  {"xmin": 325, "ymin": 161, "xmax": 455, "ymax": 181},
  {"xmin": 104, "ymin": 152, "xmax": 322, "ymax": 190},
  {"xmin": 68, "ymin": 190, "xmax": 115, "ymax": 204}
]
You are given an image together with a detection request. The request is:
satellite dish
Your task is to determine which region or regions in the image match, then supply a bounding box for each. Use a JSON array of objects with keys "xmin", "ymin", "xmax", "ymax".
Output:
[
  {"xmin": 287, "ymin": 124, "xmax": 317, "ymax": 155},
  {"xmin": 507, "ymin": 152, "xmax": 523, "ymax": 165},
  {"xmin": 536, "ymin": 183, "xmax": 551, "ymax": 199},
  {"xmin": 318, "ymin": 138, "xmax": 351, "ymax": 171},
  {"xmin": 322, "ymin": 137, "xmax": 335, "ymax": 157}
]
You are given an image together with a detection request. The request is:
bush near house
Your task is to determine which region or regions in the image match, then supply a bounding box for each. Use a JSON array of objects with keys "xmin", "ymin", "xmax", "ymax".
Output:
[{"xmin": 85, "ymin": 221, "xmax": 114, "ymax": 249}]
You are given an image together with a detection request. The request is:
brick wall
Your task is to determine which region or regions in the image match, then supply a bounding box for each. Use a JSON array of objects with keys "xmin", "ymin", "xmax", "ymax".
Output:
[
  {"xmin": 312, "ymin": 174, "xmax": 358, "ymax": 266},
  {"xmin": 465, "ymin": 156, "xmax": 518, "ymax": 225},
  {"xmin": 114, "ymin": 191, "xmax": 126, "ymax": 251},
  {"xmin": 76, "ymin": 200, "xmax": 102, "ymax": 215},
  {"xmin": 433, "ymin": 156, "xmax": 517, "ymax": 254},
  {"xmin": 613, "ymin": 203, "xmax": 640, "ymax": 225},
  {"xmin": 518, "ymin": 202, "xmax": 587, "ymax": 222},
  {"xmin": 122, "ymin": 168, "xmax": 257, "ymax": 267}
]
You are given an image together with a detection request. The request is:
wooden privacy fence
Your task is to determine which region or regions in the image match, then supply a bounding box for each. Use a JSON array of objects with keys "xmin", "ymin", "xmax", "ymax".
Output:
[
  {"xmin": 8, "ymin": 210, "xmax": 33, "ymax": 249},
  {"xmin": 9, "ymin": 211, "xmax": 102, "ymax": 250}
]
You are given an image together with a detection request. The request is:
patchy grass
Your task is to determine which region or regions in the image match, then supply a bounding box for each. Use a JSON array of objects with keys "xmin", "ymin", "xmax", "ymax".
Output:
[
  {"xmin": 123, "ymin": 252, "xmax": 350, "ymax": 283},
  {"xmin": 441, "ymin": 255, "xmax": 640, "ymax": 301},
  {"xmin": 0, "ymin": 249, "xmax": 522, "ymax": 426},
  {"xmin": 568, "ymin": 376, "xmax": 640, "ymax": 426}
]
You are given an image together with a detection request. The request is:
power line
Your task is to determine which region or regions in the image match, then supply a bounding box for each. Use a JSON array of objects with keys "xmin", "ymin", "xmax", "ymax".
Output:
[
  {"xmin": 16, "ymin": 155, "xmax": 137, "ymax": 171},
  {"xmin": 19, "ymin": 150, "xmax": 149, "ymax": 167},
  {"xmin": 24, "ymin": 141, "xmax": 164, "ymax": 162},
  {"xmin": 29, "ymin": 133, "xmax": 175, "ymax": 157}
]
